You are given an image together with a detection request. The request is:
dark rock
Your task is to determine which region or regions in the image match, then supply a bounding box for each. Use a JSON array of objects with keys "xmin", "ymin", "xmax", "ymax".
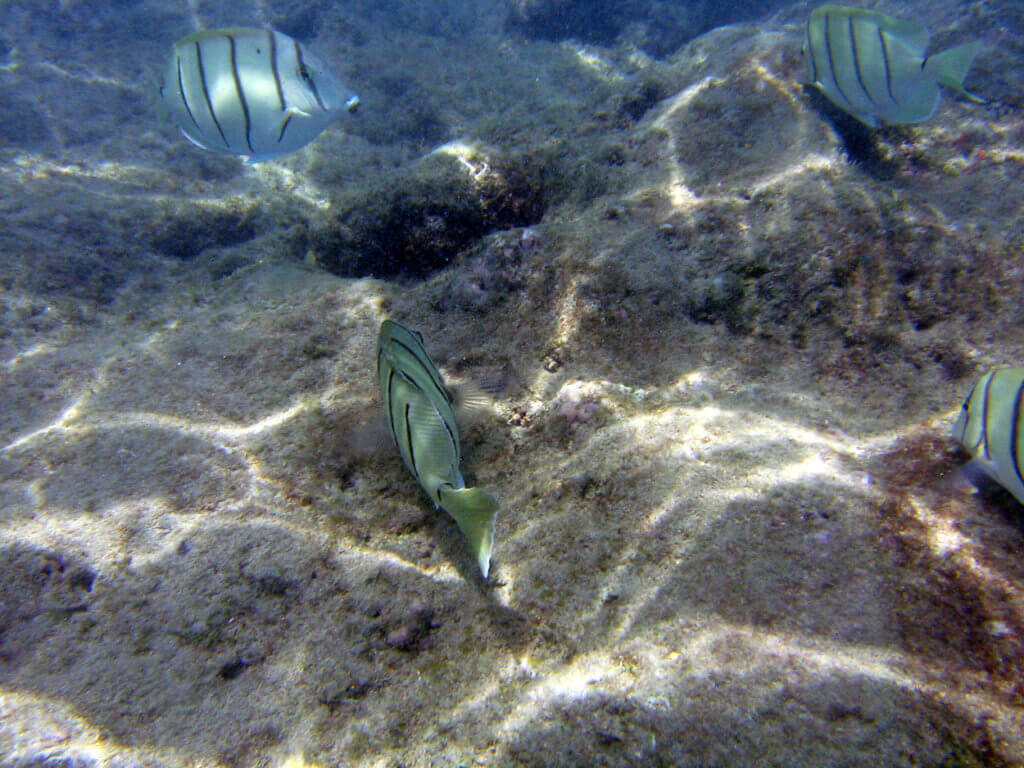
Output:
[
  {"xmin": 267, "ymin": 0, "xmax": 325, "ymax": 40},
  {"xmin": 429, "ymin": 227, "xmax": 535, "ymax": 312},
  {"xmin": 217, "ymin": 655, "xmax": 249, "ymax": 680},
  {"xmin": 68, "ymin": 567, "xmax": 95, "ymax": 592},
  {"xmin": 310, "ymin": 152, "xmax": 545, "ymax": 280},
  {"xmin": 146, "ymin": 203, "xmax": 265, "ymax": 259},
  {"xmin": 507, "ymin": 0, "xmax": 790, "ymax": 57},
  {"xmin": 0, "ymin": 90, "xmax": 54, "ymax": 150}
]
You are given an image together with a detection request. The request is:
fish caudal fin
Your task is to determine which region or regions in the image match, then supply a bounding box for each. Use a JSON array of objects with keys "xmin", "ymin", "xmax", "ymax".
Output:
[
  {"xmin": 925, "ymin": 41, "xmax": 985, "ymax": 102},
  {"xmin": 440, "ymin": 487, "xmax": 498, "ymax": 577}
]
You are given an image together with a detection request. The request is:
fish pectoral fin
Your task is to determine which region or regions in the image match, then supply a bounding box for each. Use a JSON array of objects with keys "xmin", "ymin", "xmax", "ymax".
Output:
[
  {"xmin": 924, "ymin": 41, "xmax": 985, "ymax": 102},
  {"xmin": 874, "ymin": 16, "xmax": 930, "ymax": 55},
  {"xmin": 179, "ymin": 127, "xmax": 216, "ymax": 153},
  {"xmin": 439, "ymin": 486, "xmax": 498, "ymax": 578},
  {"xmin": 274, "ymin": 106, "xmax": 312, "ymax": 132},
  {"xmin": 451, "ymin": 380, "xmax": 499, "ymax": 426}
]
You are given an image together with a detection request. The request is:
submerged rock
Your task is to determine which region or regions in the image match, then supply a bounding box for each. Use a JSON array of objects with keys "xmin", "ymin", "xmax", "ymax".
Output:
[
  {"xmin": 310, "ymin": 148, "xmax": 545, "ymax": 279},
  {"xmin": 507, "ymin": 0, "xmax": 791, "ymax": 57}
]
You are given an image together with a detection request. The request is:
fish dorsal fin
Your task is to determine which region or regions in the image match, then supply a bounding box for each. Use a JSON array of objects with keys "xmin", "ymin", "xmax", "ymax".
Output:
[
  {"xmin": 179, "ymin": 127, "xmax": 215, "ymax": 152},
  {"xmin": 870, "ymin": 12, "xmax": 930, "ymax": 54},
  {"xmin": 178, "ymin": 27, "xmax": 263, "ymax": 46},
  {"xmin": 817, "ymin": 5, "xmax": 930, "ymax": 54}
]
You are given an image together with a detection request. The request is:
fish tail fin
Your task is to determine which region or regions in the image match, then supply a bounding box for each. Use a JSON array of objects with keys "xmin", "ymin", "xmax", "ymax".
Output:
[
  {"xmin": 924, "ymin": 41, "xmax": 985, "ymax": 103},
  {"xmin": 440, "ymin": 487, "xmax": 498, "ymax": 577}
]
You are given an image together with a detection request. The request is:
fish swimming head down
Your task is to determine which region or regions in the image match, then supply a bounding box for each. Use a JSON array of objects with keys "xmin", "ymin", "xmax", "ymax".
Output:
[
  {"xmin": 377, "ymin": 320, "xmax": 499, "ymax": 577},
  {"xmin": 952, "ymin": 368, "xmax": 1024, "ymax": 507},
  {"xmin": 803, "ymin": 4, "xmax": 982, "ymax": 126},
  {"xmin": 161, "ymin": 27, "xmax": 359, "ymax": 162}
]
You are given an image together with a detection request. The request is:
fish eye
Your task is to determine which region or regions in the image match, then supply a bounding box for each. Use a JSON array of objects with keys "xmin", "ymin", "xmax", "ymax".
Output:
[{"xmin": 299, "ymin": 64, "xmax": 313, "ymax": 83}]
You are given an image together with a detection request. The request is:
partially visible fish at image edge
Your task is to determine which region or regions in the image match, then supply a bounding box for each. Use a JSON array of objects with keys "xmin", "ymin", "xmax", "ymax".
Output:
[
  {"xmin": 803, "ymin": 4, "xmax": 983, "ymax": 126},
  {"xmin": 953, "ymin": 368, "xmax": 1024, "ymax": 507}
]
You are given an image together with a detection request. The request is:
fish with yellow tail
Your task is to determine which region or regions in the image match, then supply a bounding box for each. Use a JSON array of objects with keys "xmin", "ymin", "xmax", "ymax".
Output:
[
  {"xmin": 952, "ymin": 368, "xmax": 1024, "ymax": 506},
  {"xmin": 161, "ymin": 27, "xmax": 359, "ymax": 162},
  {"xmin": 377, "ymin": 320, "xmax": 499, "ymax": 577},
  {"xmin": 803, "ymin": 5, "xmax": 983, "ymax": 126}
]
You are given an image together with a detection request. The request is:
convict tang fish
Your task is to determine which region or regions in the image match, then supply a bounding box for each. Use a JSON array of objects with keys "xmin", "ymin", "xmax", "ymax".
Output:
[
  {"xmin": 952, "ymin": 368, "xmax": 1024, "ymax": 507},
  {"xmin": 377, "ymin": 320, "xmax": 499, "ymax": 577},
  {"xmin": 803, "ymin": 5, "xmax": 982, "ymax": 126},
  {"xmin": 161, "ymin": 27, "xmax": 359, "ymax": 162}
]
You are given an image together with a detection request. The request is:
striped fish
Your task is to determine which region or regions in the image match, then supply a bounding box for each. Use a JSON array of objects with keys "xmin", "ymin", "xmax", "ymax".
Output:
[
  {"xmin": 952, "ymin": 368, "xmax": 1024, "ymax": 506},
  {"xmin": 377, "ymin": 320, "xmax": 499, "ymax": 577},
  {"xmin": 161, "ymin": 27, "xmax": 359, "ymax": 162},
  {"xmin": 803, "ymin": 5, "xmax": 983, "ymax": 126}
]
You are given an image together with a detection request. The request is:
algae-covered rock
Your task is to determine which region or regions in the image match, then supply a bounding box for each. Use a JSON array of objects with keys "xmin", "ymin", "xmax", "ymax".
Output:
[
  {"xmin": 507, "ymin": 0, "xmax": 791, "ymax": 56},
  {"xmin": 310, "ymin": 147, "xmax": 545, "ymax": 279}
]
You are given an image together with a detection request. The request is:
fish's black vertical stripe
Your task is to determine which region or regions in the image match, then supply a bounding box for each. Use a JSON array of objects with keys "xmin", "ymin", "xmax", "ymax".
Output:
[
  {"xmin": 438, "ymin": 404, "xmax": 458, "ymax": 463},
  {"xmin": 392, "ymin": 338, "xmax": 450, "ymax": 405},
  {"xmin": 396, "ymin": 365, "xmax": 459, "ymax": 464},
  {"xmin": 847, "ymin": 15, "xmax": 880, "ymax": 109},
  {"xmin": 805, "ymin": 29, "xmax": 819, "ymax": 83},
  {"xmin": 877, "ymin": 28, "xmax": 898, "ymax": 104},
  {"xmin": 980, "ymin": 371, "xmax": 995, "ymax": 459},
  {"xmin": 404, "ymin": 403, "xmax": 419, "ymax": 477},
  {"xmin": 294, "ymin": 39, "xmax": 327, "ymax": 111},
  {"xmin": 195, "ymin": 40, "xmax": 230, "ymax": 149},
  {"xmin": 396, "ymin": 358, "xmax": 458, "ymax": 461},
  {"xmin": 227, "ymin": 34, "xmax": 254, "ymax": 154},
  {"xmin": 176, "ymin": 55, "xmax": 204, "ymax": 134},
  {"xmin": 955, "ymin": 382, "xmax": 977, "ymax": 444},
  {"xmin": 268, "ymin": 29, "xmax": 286, "ymax": 111},
  {"xmin": 823, "ymin": 13, "xmax": 856, "ymax": 111},
  {"xmin": 1011, "ymin": 375, "xmax": 1024, "ymax": 491},
  {"xmin": 277, "ymin": 114, "xmax": 293, "ymax": 144},
  {"xmin": 386, "ymin": 368, "xmax": 398, "ymax": 446},
  {"xmin": 436, "ymin": 481, "xmax": 457, "ymax": 505},
  {"xmin": 810, "ymin": 28, "xmax": 830, "ymax": 89}
]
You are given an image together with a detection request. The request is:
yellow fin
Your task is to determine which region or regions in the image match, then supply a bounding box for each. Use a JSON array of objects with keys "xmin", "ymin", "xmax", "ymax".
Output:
[
  {"xmin": 924, "ymin": 41, "xmax": 985, "ymax": 102},
  {"xmin": 439, "ymin": 486, "xmax": 498, "ymax": 577}
]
